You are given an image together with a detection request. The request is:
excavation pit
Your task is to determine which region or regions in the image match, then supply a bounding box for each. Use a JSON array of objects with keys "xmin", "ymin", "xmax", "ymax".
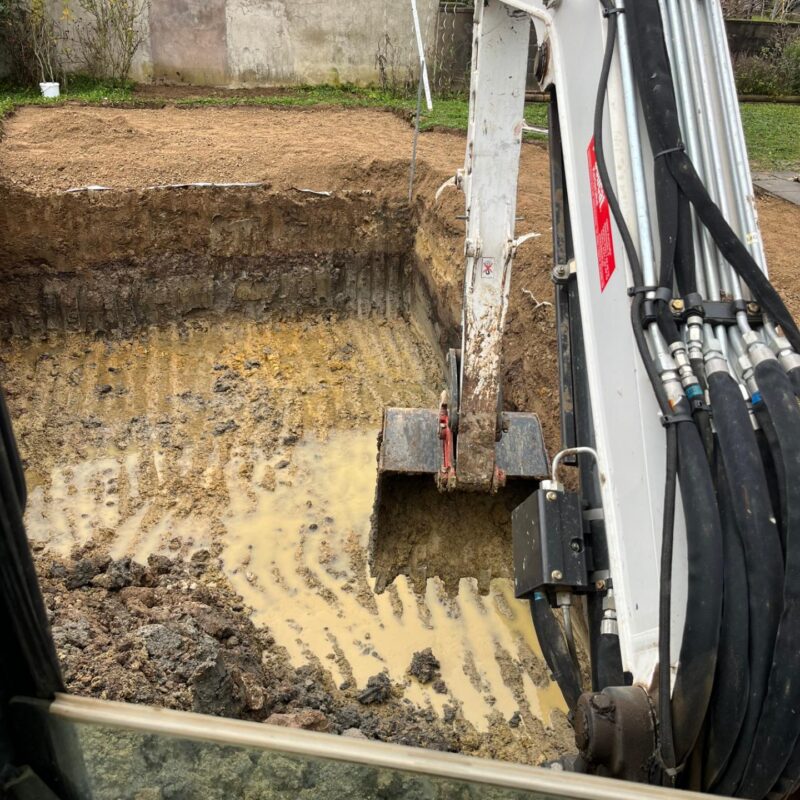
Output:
[{"xmin": 0, "ymin": 140, "xmax": 570, "ymax": 760}]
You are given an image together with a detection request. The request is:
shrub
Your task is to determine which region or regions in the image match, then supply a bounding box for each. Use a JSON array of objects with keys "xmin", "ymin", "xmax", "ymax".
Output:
[
  {"xmin": 735, "ymin": 31, "xmax": 800, "ymax": 95},
  {"xmin": 778, "ymin": 35, "xmax": 800, "ymax": 93},
  {"xmin": 735, "ymin": 53, "xmax": 782, "ymax": 94},
  {"xmin": 68, "ymin": 0, "xmax": 148, "ymax": 84},
  {"xmin": 0, "ymin": 0, "xmax": 63, "ymax": 86}
]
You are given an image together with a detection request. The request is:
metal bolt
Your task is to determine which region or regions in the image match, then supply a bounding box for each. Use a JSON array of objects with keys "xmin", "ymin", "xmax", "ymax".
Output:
[
  {"xmin": 747, "ymin": 302, "xmax": 760, "ymax": 315},
  {"xmin": 671, "ymin": 299, "xmax": 685, "ymax": 313},
  {"xmin": 590, "ymin": 693, "xmax": 615, "ymax": 713},
  {"xmin": 570, "ymin": 540, "xmax": 582, "ymax": 553},
  {"xmin": 551, "ymin": 569, "xmax": 563, "ymax": 582},
  {"xmin": 595, "ymin": 579, "xmax": 606, "ymax": 590},
  {"xmin": 546, "ymin": 491, "xmax": 558, "ymax": 502}
]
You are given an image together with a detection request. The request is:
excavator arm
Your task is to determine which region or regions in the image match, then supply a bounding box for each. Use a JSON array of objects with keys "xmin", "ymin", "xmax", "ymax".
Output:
[{"xmin": 375, "ymin": 0, "xmax": 800, "ymax": 796}]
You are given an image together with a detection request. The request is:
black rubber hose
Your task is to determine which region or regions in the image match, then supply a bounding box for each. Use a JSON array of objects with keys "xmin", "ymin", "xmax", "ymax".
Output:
[
  {"xmin": 705, "ymin": 369, "xmax": 783, "ymax": 797},
  {"xmin": 703, "ymin": 455, "xmax": 750, "ymax": 791},
  {"xmin": 623, "ymin": 0, "xmax": 800, "ymax": 353},
  {"xmin": 754, "ymin": 412, "xmax": 784, "ymax": 554},
  {"xmin": 597, "ymin": 633, "xmax": 625, "ymax": 690},
  {"xmin": 0, "ymin": 389, "xmax": 26, "ymax": 511},
  {"xmin": 0, "ymin": 430, "xmax": 63, "ymax": 697},
  {"xmin": 657, "ymin": 422, "xmax": 679, "ymax": 774},
  {"xmin": 593, "ymin": 1, "xmax": 681, "ymax": 773},
  {"xmin": 588, "ymin": 593, "xmax": 604, "ymax": 692},
  {"xmin": 530, "ymin": 592, "xmax": 583, "ymax": 710},
  {"xmin": 737, "ymin": 360, "xmax": 800, "ymax": 798},
  {"xmin": 670, "ymin": 413, "xmax": 724, "ymax": 769},
  {"xmin": 788, "ymin": 367, "xmax": 800, "ymax": 398},
  {"xmin": 593, "ymin": 0, "xmax": 669, "ymax": 416}
]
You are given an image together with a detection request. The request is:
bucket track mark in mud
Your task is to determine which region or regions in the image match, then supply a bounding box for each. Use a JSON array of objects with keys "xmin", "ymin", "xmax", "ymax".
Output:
[{"xmin": 3, "ymin": 315, "xmax": 568, "ymax": 759}]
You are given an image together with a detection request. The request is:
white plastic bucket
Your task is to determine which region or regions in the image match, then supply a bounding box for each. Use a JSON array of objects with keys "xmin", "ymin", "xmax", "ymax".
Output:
[{"xmin": 39, "ymin": 82, "xmax": 60, "ymax": 99}]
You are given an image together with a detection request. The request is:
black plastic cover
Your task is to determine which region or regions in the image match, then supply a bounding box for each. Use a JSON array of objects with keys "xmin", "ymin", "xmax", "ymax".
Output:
[{"xmin": 512, "ymin": 488, "xmax": 588, "ymax": 600}]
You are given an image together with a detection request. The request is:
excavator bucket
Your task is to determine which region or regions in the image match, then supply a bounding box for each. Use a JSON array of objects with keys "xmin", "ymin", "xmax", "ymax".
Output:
[{"xmin": 369, "ymin": 407, "xmax": 549, "ymax": 595}]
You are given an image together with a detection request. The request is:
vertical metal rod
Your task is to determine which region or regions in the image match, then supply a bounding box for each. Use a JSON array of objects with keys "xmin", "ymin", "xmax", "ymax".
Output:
[
  {"xmin": 410, "ymin": 0, "xmax": 433, "ymax": 111},
  {"xmin": 705, "ymin": 0, "xmax": 766, "ymax": 271},
  {"xmin": 408, "ymin": 71, "xmax": 424, "ymax": 203},
  {"xmin": 615, "ymin": 0, "xmax": 672, "ymax": 363},
  {"xmin": 657, "ymin": 0, "xmax": 709, "ymax": 301},
  {"xmin": 614, "ymin": 0, "xmax": 657, "ymax": 292},
  {"xmin": 682, "ymin": 0, "xmax": 741, "ymax": 301},
  {"xmin": 663, "ymin": 0, "xmax": 721, "ymax": 303}
]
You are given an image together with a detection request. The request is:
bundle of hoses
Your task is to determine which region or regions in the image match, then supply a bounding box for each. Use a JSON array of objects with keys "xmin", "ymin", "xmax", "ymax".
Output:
[{"xmin": 593, "ymin": 1, "xmax": 800, "ymax": 797}]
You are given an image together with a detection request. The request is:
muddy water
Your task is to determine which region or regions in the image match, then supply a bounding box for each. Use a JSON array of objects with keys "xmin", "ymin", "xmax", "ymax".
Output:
[{"xmin": 4, "ymin": 316, "xmax": 565, "ymax": 733}]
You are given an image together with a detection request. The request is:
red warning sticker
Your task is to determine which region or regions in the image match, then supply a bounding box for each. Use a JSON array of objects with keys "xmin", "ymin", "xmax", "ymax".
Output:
[{"xmin": 587, "ymin": 137, "xmax": 616, "ymax": 292}]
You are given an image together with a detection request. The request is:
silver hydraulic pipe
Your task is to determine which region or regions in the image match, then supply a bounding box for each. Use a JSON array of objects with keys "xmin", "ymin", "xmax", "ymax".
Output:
[
  {"xmin": 705, "ymin": 0, "xmax": 766, "ymax": 272},
  {"xmin": 657, "ymin": 0, "xmax": 709, "ymax": 300},
  {"xmin": 664, "ymin": 0, "xmax": 748, "ymax": 385},
  {"xmin": 679, "ymin": 1, "xmax": 755, "ymax": 381},
  {"xmin": 616, "ymin": 0, "xmax": 682, "ymax": 381},
  {"xmin": 683, "ymin": 0, "xmax": 748, "ymax": 310},
  {"xmin": 662, "ymin": 0, "xmax": 722, "ymax": 303},
  {"xmin": 615, "ymin": 0, "xmax": 657, "ymax": 295}
]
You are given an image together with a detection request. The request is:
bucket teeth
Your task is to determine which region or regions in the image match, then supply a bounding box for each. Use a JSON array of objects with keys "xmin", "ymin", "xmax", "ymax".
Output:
[{"xmin": 369, "ymin": 406, "xmax": 549, "ymax": 595}]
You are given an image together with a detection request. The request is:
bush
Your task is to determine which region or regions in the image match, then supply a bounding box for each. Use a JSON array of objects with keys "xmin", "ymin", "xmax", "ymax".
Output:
[
  {"xmin": 67, "ymin": 0, "xmax": 148, "ymax": 84},
  {"xmin": 735, "ymin": 31, "xmax": 800, "ymax": 95},
  {"xmin": 735, "ymin": 53, "xmax": 782, "ymax": 94},
  {"xmin": 779, "ymin": 35, "xmax": 800, "ymax": 93},
  {"xmin": 1, "ymin": 1, "xmax": 33, "ymax": 85}
]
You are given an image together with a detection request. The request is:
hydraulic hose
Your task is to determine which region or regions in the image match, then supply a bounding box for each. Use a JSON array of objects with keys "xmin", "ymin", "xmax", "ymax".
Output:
[
  {"xmin": 530, "ymin": 592, "xmax": 583, "ymax": 710},
  {"xmin": 595, "ymin": 1, "xmax": 717, "ymax": 775},
  {"xmin": 703, "ymin": 456, "xmax": 750, "ymax": 790},
  {"xmin": 669, "ymin": 414, "xmax": 723, "ymax": 769},
  {"xmin": 754, "ymin": 406, "xmax": 786, "ymax": 553},
  {"xmin": 736, "ymin": 360, "xmax": 800, "ymax": 798},
  {"xmin": 657, "ymin": 422, "xmax": 679, "ymax": 773},
  {"xmin": 600, "ymin": 0, "xmax": 723, "ymax": 773},
  {"xmin": 624, "ymin": 0, "xmax": 800, "ymax": 354},
  {"xmin": 788, "ymin": 367, "xmax": 800, "ymax": 398},
  {"xmin": 0, "ymin": 390, "xmax": 25, "ymax": 511},
  {"xmin": 596, "ymin": 632, "xmax": 624, "ymax": 690},
  {"xmin": 705, "ymin": 370, "xmax": 783, "ymax": 796}
]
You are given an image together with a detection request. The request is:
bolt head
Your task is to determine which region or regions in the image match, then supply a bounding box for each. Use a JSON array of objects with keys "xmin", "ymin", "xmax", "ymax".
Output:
[
  {"xmin": 747, "ymin": 302, "xmax": 760, "ymax": 315},
  {"xmin": 551, "ymin": 569, "xmax": 563, "ymax": 582},
  {"xmin": 546, "ymin": 491, "xmax": 558, "ymax": 502},
  {"xmin": 590, "ymin": 693, "xmax": 615, "ymax": 713},
  {"xmin": 671, "ymin": 299, "xmax": 685, "ymax": 312},
  {"xmin": 595, "ymin": 579, "xmax": 606, "ymax": 590}
]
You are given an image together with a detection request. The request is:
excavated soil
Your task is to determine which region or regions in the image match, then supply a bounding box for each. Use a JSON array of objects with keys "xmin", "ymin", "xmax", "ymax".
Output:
[{"xmin": 1, "ymin": 104, "xmax": 799, "ymax": 773}]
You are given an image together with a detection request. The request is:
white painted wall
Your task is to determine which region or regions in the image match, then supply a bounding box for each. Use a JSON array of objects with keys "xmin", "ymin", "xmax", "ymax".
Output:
[{"xmin": 137, "ymin": 0, "xmax": 440, "ymax": 87}]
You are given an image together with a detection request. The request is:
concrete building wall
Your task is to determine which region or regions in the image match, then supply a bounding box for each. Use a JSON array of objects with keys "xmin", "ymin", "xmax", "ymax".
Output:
[{"xmin": 130, "ymin": 0, "xmax": 439, "ymax": 87}]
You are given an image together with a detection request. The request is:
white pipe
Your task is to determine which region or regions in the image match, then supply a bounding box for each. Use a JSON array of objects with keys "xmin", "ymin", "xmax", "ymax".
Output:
[{"xmin": 411, "ymin": 0, "xmax": 433, "ymax": 111}]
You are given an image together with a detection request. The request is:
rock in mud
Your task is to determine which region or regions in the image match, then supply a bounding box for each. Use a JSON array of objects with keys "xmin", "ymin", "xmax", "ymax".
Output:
[
  {"xmin": 357, "ymin": 673, "xmax": 392, "ymax": 705},
  {"xmin": 65, "ymin": 555, "xmax": 110, "ymax": 589},
  {"xmin": 91, "ymin": 557, "xmax": 144, "ymax": 590},
  {"xmin": 213, "ymin": 419, "xmax": 239, "ymax": 435},
  {"xmin": 408, "ymin": 648, "xmax": 441, "ymax": 685},
  {"xmin": 34, "ymin": 541, "xmax": 574, "ymax": 765}
]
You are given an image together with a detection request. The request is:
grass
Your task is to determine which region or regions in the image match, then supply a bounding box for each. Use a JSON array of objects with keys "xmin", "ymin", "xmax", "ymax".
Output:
[
  {"xmin": 740, "ymin": 102, "xmax": 800, "ymax": 170},
  {"xmin": 0, "ymin": 79, "xmax": 797, "ymax": 169},
  {"xmin": 0, "ymin": 76, "xmax": 132, "ymax": 119}
]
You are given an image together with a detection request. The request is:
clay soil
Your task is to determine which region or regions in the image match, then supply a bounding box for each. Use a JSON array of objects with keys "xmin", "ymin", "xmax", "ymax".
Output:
[{"xmin": 1, "ymin": 104, "xmax": 799, "ymax": 779}]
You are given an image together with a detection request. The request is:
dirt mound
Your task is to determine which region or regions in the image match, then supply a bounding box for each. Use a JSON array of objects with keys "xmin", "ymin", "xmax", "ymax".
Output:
[{"xmin": 38, "ymin": 540, "xmax": 573, "ymax": 762}]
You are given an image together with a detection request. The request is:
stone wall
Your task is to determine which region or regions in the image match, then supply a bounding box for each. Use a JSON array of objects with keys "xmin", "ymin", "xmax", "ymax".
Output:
[{"xmin": 726, "ymin": 18, "xmax": 800, "ymax": 56}]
